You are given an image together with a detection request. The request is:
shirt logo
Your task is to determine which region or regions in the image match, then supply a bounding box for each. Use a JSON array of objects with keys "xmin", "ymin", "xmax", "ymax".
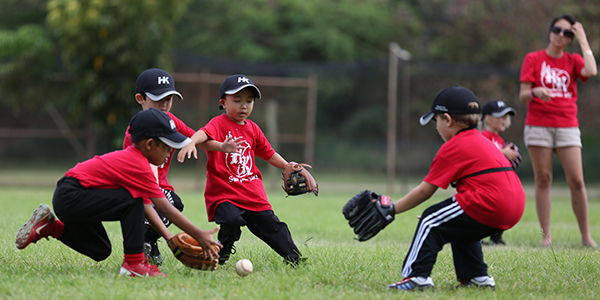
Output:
[
  {"xmin": 541, "ymin": 61, "xmax": 571, "ymax": 97},
  {"xmin": 237, "ymin": 77, "xmax": 250, "ymax": 84},
  {"xmin": 224, "ymin": 131, "xmax": 254, "ymax": 180},
  {"xmin": 158, "ymin": 76, "xmax": 170, "ymax": 85}
]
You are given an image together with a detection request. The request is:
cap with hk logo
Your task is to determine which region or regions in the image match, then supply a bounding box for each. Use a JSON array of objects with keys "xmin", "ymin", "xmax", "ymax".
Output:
[
  {"xmin": 135, "ymin": 68, "xmax": 183, "ymax": 101},
  {"xmin": 219, "ymin": 74, "xmax": 261, "ymax": 100},
  {"xmin": 420, "ymin": 85, "xmax": 481, "ymax": 125},
  {"xmin": 128, "ymin": 108, "xmax": 191, "ymax": 149},
  {"xmin": 482, "ymin": 100, "xmax": 516, "ymax": 117}
]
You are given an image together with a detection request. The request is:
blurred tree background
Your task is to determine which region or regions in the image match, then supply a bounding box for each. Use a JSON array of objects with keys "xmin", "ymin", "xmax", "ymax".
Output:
[{"xmin": 1, "ymin": 0, "xmax": 600, "ymax": 182}]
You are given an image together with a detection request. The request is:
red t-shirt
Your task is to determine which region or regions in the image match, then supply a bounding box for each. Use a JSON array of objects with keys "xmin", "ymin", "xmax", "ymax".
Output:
[
  {"xmin": 481, "ymin": 129, "xmax": 505, "ymax": 149},
  {"xmin": 123, "ymin": 112, "xmax": 196, "ymax": 191},
  {"xmin": 424, "ymin": 129, "xmax": 525, "ymax": 230},
  {"xmin": 64, "ymin": 146, "xmax": 165, "ymax": 204},
  {"xmin": 201, "ymin": 114, "xmax": 275, "ymax": 221},
  {"xmin": 520, "ymin": 49, "xmax": 588, "ymax": 127}
]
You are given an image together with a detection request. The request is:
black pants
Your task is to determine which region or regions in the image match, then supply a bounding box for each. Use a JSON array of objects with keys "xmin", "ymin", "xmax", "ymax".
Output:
[
  {"xmin": 401, "ymin": 196, "xmax": 503, "ymax": 281},
  {"xmin": 52, "ymin": 177, "xmax": 145, "ymax": 261},
  {"xmin": 214, "ymin": 201, "xmax": 301, "ymax": 261},
  {"xmin": 143, "ymin": 188, "xmax": 184, "ymax": 242}
]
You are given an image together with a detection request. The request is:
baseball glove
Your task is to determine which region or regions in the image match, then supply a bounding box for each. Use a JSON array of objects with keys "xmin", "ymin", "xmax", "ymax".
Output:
[
  {"xmin": 167, "ymin": 232, "xmax": 219, "ymax": 271},
  {"xmin": 342, "ymin": 190, "xmax": 395, "ymax": 242},
  {"xmin": 506, "ymin": 142, "xmax": 522, "ymax": 170},
  {"xmin": 282, "ymin": 162, "xmax": 318, "ymax": 196}
]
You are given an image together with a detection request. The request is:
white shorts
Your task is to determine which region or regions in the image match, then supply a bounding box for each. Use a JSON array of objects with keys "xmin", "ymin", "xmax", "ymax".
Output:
[{"xmin": 523, "ymin": 125, "xmax": 582, "ymax": 148}]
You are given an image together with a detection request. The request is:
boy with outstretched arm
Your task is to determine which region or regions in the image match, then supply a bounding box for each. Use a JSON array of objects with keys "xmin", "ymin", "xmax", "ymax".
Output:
[
  {"xmin": 178, "ymin": 74, "xmax": 304, "ymax": 266},
  {"xmin": 383, "ymin": 86, "xmax": 525, "ymax": 290},
  {"xmin": 16, "ymin": 108, "xmax": 221, "ymax": 277}
]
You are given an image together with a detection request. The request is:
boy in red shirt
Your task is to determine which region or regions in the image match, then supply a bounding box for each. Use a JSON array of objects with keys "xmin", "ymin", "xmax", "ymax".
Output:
[
  {"xmin": 123, "ymin": 68, "xmax": 240, "ymax": 265},
  {"xmin": 387, "ymin": 86, "xmax": 525, "ymax": 291},
  {"xmin": 480, "ymin": 99, "xmax": 521, "ymax": 245},
  {"xmin": 15, "ymin": 108, "xmax": 221, "ymax": 277},
  {"xmin": 178, "ymin": 74, "xmax": 304, "ymax": 266}
]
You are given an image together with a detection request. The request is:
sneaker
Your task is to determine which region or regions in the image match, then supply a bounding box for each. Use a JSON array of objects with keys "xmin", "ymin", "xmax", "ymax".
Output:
[
  {"xmin": 218, "ymin": 242, "xmax": 236, "ymax": 265},
  {"xmin": 491, "ymin": 237, "xmax": 506, "ymax": 245},
  {"xmin": 15, "ymin": 204, "xmax": 56, "ymax": 249},
  {"xmin": 143, "ymin": 240, "xmax": 163, "ymax": 266},
  {"xmin": 456, "ymin": 276, "xmax": 496, "ymax": 290},
  {"xmin": 120, "ymin": 258, "xmax": 167, "ymax": 278},
  {"xmin": 285, "ymin": 256, "xmax": 308, "ymax": 268},
  {"xmin": 388, "ymin": 277, "xmax": 434, "ymax": 291}
]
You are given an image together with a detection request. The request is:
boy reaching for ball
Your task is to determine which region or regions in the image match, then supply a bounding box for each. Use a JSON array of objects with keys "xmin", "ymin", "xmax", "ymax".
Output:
[
  {"xmin": 345, "ymin": 86, "xmax": 525, "ymax": 291},
  {"xmin": 124, "ymin": 68, "xmax": 243, "ymax": 265},
  {"xmin": 15, "ymin": 108, "xmax": 221, "ymax": 278},
  {"xmin": 388, "ymin": 86, "xmax": 525, "ymax": 290}
]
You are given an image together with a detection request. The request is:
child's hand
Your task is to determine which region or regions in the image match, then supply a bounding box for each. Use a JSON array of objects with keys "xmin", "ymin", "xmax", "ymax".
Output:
[
  {"xmin": 502, "ymin": 144, "xmax": 520, "ymax": 161},
  {"xmin": 177, "ymin": 143, "xmax": 198, "ymax": 163},
  {"xmin": 221, "ymin": 136, "xmax": 244, "ymax": 153},
  {"xmin": 191, "ymin": 227, "xmax": 222, "ymax": 260}
]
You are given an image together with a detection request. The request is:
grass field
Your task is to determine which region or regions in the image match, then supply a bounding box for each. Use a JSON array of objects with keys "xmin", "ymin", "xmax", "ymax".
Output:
[{"xmin": 1, "ymin": 170, "xmax": 600, "ymax": 299}]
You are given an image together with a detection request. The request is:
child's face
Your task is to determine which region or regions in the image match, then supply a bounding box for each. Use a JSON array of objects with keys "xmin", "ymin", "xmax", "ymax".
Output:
[
  {"xmin": 435, "ymin": 114, "xmax": 453, "ymax": 142},
  {"xmin": 220, "ymin": 88, "xmax": 255, "ymax": 124},
  {"xmin": 485, "ymin": 114, "xmax": 510, "ymax": 132},
  {"xmin": 144, "ymin": 138, "xmax": 172, "ymax": 166},
  {"xmin": 136, "ymin": 94, "xmax": 173, "ymax": 113}
]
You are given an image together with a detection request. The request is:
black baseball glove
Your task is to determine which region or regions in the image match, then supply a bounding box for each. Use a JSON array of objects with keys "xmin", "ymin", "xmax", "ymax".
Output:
[
  {"xmin": 342, "ymin": 190, "xmax": 395, "ymax": 242},
  {"xmin": 282, "ymin": 163, "xmax": 318, "ymax": 196}
]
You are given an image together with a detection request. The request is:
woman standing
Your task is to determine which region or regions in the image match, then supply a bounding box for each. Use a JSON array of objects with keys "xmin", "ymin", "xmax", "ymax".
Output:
[{"xmin": 519, "ymin": 14, "xmax": 597, "ymax": 247}]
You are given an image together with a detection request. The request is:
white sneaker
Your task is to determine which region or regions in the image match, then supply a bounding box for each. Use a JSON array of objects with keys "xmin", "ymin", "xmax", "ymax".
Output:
[
  {"xmin": 456, "ymin": 276, "xmax": 496, "ymax": 290},
  {"xmin": 388, "ymin": 277, "xmax": 434, "ymax": 291}
]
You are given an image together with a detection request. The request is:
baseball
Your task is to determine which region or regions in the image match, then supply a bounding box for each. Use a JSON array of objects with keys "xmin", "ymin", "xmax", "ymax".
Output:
[{"xmin": 235, "ymin": 259, "xmax": 253, "ymax": 277}]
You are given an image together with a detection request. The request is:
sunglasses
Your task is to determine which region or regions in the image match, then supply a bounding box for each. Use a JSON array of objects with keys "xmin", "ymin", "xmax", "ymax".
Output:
[{"xmin": 550, "ymin": 26, "xmax": 574, "ymax": 38}]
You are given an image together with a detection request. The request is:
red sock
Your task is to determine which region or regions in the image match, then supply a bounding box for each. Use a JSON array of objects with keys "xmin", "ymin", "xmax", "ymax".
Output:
[
  {"xmin": 51, "ymin": 220, "xmax": 64, "ymax": 238},
  {"xmin": 124, "ymin": 253, "xmax": 145, "ymax": 266}
]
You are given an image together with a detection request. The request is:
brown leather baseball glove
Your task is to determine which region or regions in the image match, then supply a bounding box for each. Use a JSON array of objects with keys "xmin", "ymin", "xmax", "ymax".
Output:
[
  {"xmin": 167, "ymin": 232, "xmax": 219, "ymax": 271},
  {"xmin": 282, "ymin": 162, "xmax": 318, "ymax": 196}
]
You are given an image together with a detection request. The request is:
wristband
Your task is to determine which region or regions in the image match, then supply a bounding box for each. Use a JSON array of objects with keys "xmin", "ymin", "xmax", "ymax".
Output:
[
  {"xmin": 584, "ymin": 50, "xmax": 593, "ymax": 56},
  {"xmin": 530, "ymin": 89, "xmax": 535, "ymax": 99}
]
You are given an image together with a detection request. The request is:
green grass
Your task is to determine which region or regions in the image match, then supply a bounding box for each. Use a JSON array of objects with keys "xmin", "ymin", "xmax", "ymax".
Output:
[{"xmin": 1, "ymin": 180, "xmax": 600, "ymax": 299}]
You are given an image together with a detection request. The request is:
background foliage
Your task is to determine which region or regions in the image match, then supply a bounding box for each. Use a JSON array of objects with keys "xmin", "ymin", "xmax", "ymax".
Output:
[{"xmin": 1, "ymin": 0, "xmax": 600, "ymax": 180}]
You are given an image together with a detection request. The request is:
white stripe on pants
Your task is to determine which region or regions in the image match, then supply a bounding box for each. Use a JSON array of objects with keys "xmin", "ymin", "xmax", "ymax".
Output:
[{"xmin": 401, "ymin": 197, "xmax": 464, "ymax": 277}]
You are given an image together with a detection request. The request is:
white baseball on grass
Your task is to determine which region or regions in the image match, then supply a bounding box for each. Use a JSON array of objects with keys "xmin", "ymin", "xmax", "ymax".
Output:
[{"xmin": 235, "ymin": 258, "xmax": 253, "ymax": 277}]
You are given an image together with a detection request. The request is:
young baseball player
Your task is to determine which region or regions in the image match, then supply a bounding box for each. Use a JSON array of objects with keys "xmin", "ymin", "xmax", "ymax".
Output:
[
  {"xmin": 387, "ymin": 86, "xmax": 525, "ymax": 291},
  {"xmin": 15, "ymin": 108, "xmax": 221, "ymax": 277},
  {"xmin": 124, "ymin": 68, "xmax": 241, "ymax": 265},
  {"xmin": 480, "ymin": 99, "xmax": 521, "ymax": 246},
  {"xmin": 177, "ymin": 74, "xmax": 304, "ymax": 266}
]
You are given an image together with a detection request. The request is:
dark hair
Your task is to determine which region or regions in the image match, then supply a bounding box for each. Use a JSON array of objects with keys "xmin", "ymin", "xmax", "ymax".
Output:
[
  {"xmin": 130, "ymin": 135, "xmax": 161, "ymax": 145},
  {"xmin": 549, "ymin": 14, "xmax": 576, "ymax": 30}
]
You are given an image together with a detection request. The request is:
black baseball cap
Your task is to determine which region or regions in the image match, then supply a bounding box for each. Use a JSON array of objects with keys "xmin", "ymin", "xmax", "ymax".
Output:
[
  {"xmin": 219, "ymin": 74, "xmax": 261, "ymax": 100},
  {"xmin": 135, "ymin": 68, "xmax": 183, "ymax": 101},
  {"xmin": 420, "ymin": 85, "xmax": 481, "ymax": 125},
  {"xmin": 128, "ymin": 108, "xmax": 191, "ymax": 149},
  {"xmin": 482, "ymin": 100, "xmax": 516, "ymax": 117}
]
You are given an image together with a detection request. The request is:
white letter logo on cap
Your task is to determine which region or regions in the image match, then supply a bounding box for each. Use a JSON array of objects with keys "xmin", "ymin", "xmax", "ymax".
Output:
[
  {"xmin": 238, "ymin": 77, "xmax": 250, "ymax": 84},
  {"xmin": 169, "ymin": 120, "xmax": 176, "ymax": 130},
  {"xmin": 158, "ymin": 76, "xmax": 170, "ymax": 85}
]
